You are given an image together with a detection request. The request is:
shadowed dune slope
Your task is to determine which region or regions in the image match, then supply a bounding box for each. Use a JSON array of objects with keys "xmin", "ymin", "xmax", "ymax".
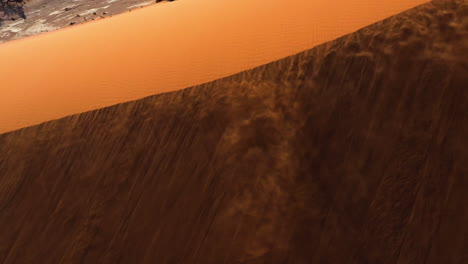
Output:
[{"xmin": 1, "ymin": 0, "xmax": 467, "ymax": 263}]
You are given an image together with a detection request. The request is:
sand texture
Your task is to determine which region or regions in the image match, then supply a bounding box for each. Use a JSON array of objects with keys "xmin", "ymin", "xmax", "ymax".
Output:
[
  {"xmin": 0, "ymin": 0, "xmax": 467, "ymax": 263},
  {"xmin": 0, "ymin": 0, "xmax": 429, "ymax": 134}
]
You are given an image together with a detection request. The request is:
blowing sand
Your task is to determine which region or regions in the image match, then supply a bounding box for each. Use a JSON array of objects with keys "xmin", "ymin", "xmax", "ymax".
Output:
[
  {"xmin": 0, "ymin": 0, "xmax": 429, "ymax": 134},
  {"xmin": 0, "ymin": 0, "xmax": 466, "ymax": 263}
]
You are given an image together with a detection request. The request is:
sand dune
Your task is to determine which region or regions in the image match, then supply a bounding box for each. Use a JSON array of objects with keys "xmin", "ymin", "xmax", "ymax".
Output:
[
  {"xmin": 1, "ymin": 0, "xmax": 467, "ymax": 263},
  {"xmin": 0, "ymin": 0, "xmax": 429, "ymax": 134}
]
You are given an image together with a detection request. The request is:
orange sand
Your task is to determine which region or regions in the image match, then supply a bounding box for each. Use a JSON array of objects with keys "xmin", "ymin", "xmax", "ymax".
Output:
[{"xmin": 0, "ymin": 0, "xmax": 428, "ymax": 133}]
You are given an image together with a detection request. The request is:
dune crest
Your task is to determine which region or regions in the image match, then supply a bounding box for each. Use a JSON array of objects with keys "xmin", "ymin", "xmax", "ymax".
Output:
[{"xmin": 0, "ymin": 0, "xmax": 429, "ymax": 134}]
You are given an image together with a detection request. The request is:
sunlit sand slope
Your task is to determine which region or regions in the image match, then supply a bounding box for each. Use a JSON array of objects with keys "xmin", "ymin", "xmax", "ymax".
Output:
[
  {"xmin": 0, "ymin": 0, "xmax": 429, "ymax": 133},
  {"xmin": 1, "ymin": 0, "xmax": 467, "ymax": 263}
]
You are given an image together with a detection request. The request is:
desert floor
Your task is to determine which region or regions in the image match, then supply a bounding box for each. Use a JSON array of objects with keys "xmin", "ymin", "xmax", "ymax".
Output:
[{"xmin": 0, "ymin": 0, "xmax": 164, "ymax": 42}]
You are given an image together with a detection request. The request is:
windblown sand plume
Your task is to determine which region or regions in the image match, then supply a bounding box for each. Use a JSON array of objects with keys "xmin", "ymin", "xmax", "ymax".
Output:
[{"xmin": 0, "ymin": 0, "xmax": 467, "ymax": 263}]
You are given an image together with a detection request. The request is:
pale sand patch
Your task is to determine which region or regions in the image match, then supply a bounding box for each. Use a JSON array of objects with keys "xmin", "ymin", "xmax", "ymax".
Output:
[
  {"xmin": 128, "ymin": 1, "xmax": 154, "ymax": 9},
  {"xmin": 80, "ymin": 8, "xmax": 100, "ymax": 16},
  {"xmin": 49, "ymin": 10, "xmax": 64, "ymax": 16},
  {"xmin": 0, "ymin": 19, "xmax": 26, "ymax": 33},
  {"xmin": 15, "ymin": 19, "xmax": 58, "ymax": 38}
]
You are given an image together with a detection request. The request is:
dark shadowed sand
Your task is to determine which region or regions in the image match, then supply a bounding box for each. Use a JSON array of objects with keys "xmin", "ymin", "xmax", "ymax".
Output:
[{"xmin": 0, "ymin": 0, "xmax": 467, "ymax": 263}]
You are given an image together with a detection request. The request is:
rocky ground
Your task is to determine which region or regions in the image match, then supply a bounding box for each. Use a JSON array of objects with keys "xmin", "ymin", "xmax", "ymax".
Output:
[
  {"xmin": 0, "ymin": 0, "xmax": 169, "ymax": 43},
  {"xmin": 0, "ymin": 0, "xmax": 467, "ymax": 263}
]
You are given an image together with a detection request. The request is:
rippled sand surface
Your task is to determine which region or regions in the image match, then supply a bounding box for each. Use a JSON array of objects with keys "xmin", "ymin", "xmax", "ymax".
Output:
[{"xmin": 0, "ymin": 0, "xmax": 428, "ymax": 133}]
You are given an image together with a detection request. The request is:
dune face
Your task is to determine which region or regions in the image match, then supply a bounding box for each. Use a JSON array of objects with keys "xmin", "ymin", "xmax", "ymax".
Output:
[
  {"xmin": 0, "ymin": 0, "xmax": 430, "ymax": 134},
  {"xmin": 0, "ymin": 1, "xmax": 467, "ymax": 263}
]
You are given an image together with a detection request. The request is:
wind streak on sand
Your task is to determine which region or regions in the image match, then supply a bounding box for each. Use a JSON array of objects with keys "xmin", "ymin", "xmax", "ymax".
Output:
[{"xmin": 0, "ymin": 0, "xmax": 428, "ymax": 133}]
